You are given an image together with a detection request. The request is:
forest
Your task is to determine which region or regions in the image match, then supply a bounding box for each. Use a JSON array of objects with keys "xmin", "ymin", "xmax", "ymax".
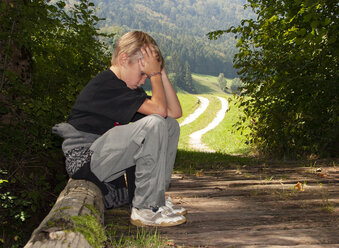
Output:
[
  {"xmin": 1, "ymin": 0, "xmax": 338, "ymax": 247},
  {"xmin": 90, "ymin": 0, "xmax": 255, "ymax": 78},
  {"xmin": 90, "ymin": 0, "xmax": 255, "ymax": 90}
]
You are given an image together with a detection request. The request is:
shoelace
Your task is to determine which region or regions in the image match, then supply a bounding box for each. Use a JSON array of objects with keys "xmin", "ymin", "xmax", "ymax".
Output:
[{"xmin": 151, "ymin": 206, "xmax": 159, "ymax": 213}]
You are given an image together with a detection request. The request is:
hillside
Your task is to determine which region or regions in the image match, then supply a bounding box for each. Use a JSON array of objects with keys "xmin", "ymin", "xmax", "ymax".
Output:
[
  {"xmin": 88, "ymin": 0, "xmax": 255, "ymax": 78},
  {"xmin": 93, "ymin": 0, "xmax": 251, "ymax": 36},
  {"xmin": 192, "ymin": 73, "xmax": 227, "ymax": 95}
]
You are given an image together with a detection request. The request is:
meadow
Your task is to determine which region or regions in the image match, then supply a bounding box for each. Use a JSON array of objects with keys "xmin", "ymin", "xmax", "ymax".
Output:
[{"xmin": 177, "ymin": 73, "xmax": 251, "ymax": 155}]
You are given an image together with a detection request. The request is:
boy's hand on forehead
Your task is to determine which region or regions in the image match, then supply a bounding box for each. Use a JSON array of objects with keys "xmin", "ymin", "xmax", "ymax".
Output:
[{"xmin": 139, "ymin": 45, "xmax": 161, "ymax": 76}]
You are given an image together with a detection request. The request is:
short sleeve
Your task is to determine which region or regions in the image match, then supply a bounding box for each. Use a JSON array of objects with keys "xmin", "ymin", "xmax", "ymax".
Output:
[
  {"xmin": 92, "ymin": 86, "xmax": 147, "ymax": 124},
  {"xmin": 67, "ymin": 70, "xmax": 148, "ymax": 134}
]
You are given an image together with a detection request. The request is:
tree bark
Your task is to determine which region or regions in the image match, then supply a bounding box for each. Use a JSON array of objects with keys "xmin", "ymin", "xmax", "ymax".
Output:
[{"xmin": 24, "ymin": 179, "xmax": 104, "ymax": 248}]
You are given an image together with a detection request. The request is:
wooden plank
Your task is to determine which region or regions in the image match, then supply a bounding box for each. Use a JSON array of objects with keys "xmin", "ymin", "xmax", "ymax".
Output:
[{"xmin": 24, "ymin": 179, "xmax": 104, "ymax": 248}]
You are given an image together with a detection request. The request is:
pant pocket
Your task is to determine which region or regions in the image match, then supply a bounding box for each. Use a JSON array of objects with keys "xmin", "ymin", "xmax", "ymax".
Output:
[{"xmin": 132, "ymin": 129, "xmax": 147, "ymax": 147}]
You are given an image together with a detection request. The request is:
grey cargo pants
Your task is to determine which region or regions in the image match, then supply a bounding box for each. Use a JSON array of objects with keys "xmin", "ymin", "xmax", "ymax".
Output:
[{"xmin": 90, "ymin": 114, "xmax": 180, "ymax": 209}]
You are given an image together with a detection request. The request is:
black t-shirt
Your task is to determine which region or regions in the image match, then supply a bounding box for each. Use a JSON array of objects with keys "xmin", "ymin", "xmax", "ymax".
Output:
[{"xmin": 67, "ymin": 69, "xmax": 148, "ymax": 135}]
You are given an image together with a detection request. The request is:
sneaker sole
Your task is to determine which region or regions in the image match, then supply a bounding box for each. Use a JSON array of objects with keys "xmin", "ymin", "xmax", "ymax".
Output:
[
  {"xmin": 130, "ymin": 217, "xmax": 186, "ymax": 227},
  {"xmin": 175, "ymin": 209, "xmax": 187, "ymax": 216},
  {"xmin": 160, "ymin": 207, "xmax": 187, "ymax": 216}
]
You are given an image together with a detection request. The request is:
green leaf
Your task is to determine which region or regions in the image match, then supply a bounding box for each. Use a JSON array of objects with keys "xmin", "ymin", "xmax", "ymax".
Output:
[
  {"xmin": 268, "ymin": 15, "xmax": 278, "ymax": 23},
  {"xmin": 322, "ymin": 18, "xmax": 331, "ymax": 26},
  {"xmin": 303, "ymin": 13, "xmax": 312, "ymax": 22},
  {"xmin": 311, "ymin": 21, "xmax": 319, "ymax": 29},
  {"xmin": 56, "ymin": 1, "xmax": 66, "ymax": 9}
]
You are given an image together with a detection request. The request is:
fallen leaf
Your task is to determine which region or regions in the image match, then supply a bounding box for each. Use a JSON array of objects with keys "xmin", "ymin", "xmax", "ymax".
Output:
[
  {"xmin": 295, "ymin": 182, "xmax": 304, "ymax": 191},
  {"xmin": 196, "ymin": 171, "xmax": 203, "ymax": 177},
  {"xmin": 318, "ymin": 173, "xmax": 328, "ymax": 178}
]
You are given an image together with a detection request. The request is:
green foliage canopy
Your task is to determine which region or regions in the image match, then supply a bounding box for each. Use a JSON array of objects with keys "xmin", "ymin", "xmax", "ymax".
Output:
[
  {"xmin": 209, "ymin": 0, "xmax": 338, "ymax": 158},
  {"xmin": 0, "ymin": 0, "xmax": 110, "ymax": 246}
]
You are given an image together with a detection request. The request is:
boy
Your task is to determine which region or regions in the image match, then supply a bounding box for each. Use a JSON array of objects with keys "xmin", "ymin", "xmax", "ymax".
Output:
[{"xmin": 53, "ymin": 31, "xmax": 186, "ymax": 227}]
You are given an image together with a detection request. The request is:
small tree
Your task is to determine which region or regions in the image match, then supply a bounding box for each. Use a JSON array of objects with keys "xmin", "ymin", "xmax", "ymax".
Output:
[
  {"xmin": 217, "ymin": 73, "xmax": 227, "ymax": 91},
  {"xmin": 167, "ymin": 53, "xmax": 184, "ymax": 88},
  {"xmin": 183, "ymin": 61, "xmax": 195, "ymax": 93},
  {"xmin": 229, "ymin": 78, "xmax": 243, "ymax": 94}
]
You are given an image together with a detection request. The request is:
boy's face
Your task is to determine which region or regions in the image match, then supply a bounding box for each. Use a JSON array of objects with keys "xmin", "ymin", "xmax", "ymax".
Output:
[{"xmin": 122, "ymin": 59, "xmax": 147, "ymax": 90}]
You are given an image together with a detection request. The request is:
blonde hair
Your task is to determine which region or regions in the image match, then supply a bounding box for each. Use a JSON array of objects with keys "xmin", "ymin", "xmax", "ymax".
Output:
[{"xmin": 111, "ymin": 31, "xmax": 164, "ymax": 69}]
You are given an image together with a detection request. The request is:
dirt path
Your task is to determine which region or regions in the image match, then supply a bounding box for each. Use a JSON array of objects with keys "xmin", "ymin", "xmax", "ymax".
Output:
[
  {"xmin": 160, "ymin": 164, "xmax": 339, "ymax": 247},
  {"xmin": 105, "ymin": 163, "xmax": 338, "ymax": 247},
  {"xmin": 189, "ymin": 97, "xmax": 228, "ymax": 152},
  {"xmin": 180, "ymin": 96, "xmax": 209, "ymax": 127}
]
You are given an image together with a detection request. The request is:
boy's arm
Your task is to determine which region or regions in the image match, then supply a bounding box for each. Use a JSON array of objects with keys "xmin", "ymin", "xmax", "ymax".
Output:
[
  {"xmin": 137, "ymin": 46, "xmax": 168, "ymax": 117},
  {"xmin": 161, "ymin": 68, "xmax": 182, "ymax": 119},
  {"xmin": 138, "ymin": 74, "xmax": 168, "ymax": 117},
  {"xmin": 137, "ymin": 45, "xmax": 182, "ymax": 119}
]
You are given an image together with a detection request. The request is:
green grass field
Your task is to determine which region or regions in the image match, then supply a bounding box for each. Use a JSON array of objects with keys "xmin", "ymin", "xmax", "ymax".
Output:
[
  {"xmin": 177, "ymin": 73, "xmax": 250, "ymax": 156},
  {"xmin": 192, "ymin": 73, "xmax": 225, "ymax": 95},
  {"xmin": 178, "ymin": 94, "xmax": 221, "ymax": 150},
  {"xmin": 176, "ymin": 93, "xmax": 200, "ymax": 125},
  {"xmin": 201, "ymin": 95, "xmax": 251, "ymax": 155}
]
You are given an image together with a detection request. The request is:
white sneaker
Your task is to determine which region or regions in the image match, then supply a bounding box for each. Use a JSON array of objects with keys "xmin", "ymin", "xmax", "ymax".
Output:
[
  {"xmin": 165, "ymin": 197, "xmax": 187, "ymax": 215},
  {"xmin": 130, "ymin": 207, "xmax": 186, "ymax": 227}
]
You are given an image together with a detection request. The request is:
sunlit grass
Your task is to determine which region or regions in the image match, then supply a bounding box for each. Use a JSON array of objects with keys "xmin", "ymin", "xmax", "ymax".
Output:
[
  {"xmin": 106, "ymin": 226, "xmax": 168, "ymax": 248},
  {"xmin": 105, "ymin": 207, "xmax": 169, "ymax": 248},
  {"xmin": 175, "ymin": 149, "xmax": 255, "ymax": 174},
  {"xmin": 192, "ymin": 73, "xmax": 225, "ymax": 95},
  {"xmin": 176, "ymin": 74, "xmax": 251, "ymax": 155},
  {"xmin": 176, "ymin": 93, "xmax": 199, "ymax": 124},
  {"xmin": 178, "ymin": 94, "xmax": 221, "ymax": 150},
  {"xmin": 202, "ymin": 95, "xmax": 251, "ymax": 155}
]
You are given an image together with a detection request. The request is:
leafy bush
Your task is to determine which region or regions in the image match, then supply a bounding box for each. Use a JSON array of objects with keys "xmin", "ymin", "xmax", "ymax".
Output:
[
  {"xmin": 209, "ymin": 0, "xmax": 338, "ymax": 158},
  {"xmin": 217, "ymin": 73, "xmax": 227, "ymax": 92},
  {"xmin": 229, "ymin": 78, "xmax": 243, "ymax": 94},
  {"xmin": 0, "ymin": 0, "xmax": 111, "ymax": 246}
]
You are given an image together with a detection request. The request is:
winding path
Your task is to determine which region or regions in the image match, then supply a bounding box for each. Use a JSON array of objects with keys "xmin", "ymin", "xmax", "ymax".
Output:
[
  {"xmin": 180, "ymin": 96, "xmax": 209, "ymax": 127},
  {"xmin": 189, "ymin": 96, "xmax": 228, "ymax": 152}
]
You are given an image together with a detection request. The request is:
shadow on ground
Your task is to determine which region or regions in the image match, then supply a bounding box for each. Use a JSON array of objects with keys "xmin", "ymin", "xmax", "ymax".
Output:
[
  {"xmin": 175, "ymin": 149, "xmax": 256, "ymax": 173},
  {"xmin": 105, "ymin": 154, "xmax": 338, "ymax": 247}
]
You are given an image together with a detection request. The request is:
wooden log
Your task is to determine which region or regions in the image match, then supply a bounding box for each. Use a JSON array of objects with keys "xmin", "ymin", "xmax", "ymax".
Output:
[{"xmin": 24, "ymin": 179, "xmax": 105, "ymax": 248}]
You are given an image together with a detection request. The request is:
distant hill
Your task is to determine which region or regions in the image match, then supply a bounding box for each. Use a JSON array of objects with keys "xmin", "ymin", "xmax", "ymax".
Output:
[
  {"xmin": 93, "ymin": 0, "xmax": 251, "ymax": 36},
  {"xmin": 86, "ymin": 0, "xmax": 255, "ymax": 77}
]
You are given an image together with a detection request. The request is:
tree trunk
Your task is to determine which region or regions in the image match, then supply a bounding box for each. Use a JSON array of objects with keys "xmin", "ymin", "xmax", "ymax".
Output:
[{"xmin": 24, "ymin": 179, "xmax": 105, "ymax": 248}]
